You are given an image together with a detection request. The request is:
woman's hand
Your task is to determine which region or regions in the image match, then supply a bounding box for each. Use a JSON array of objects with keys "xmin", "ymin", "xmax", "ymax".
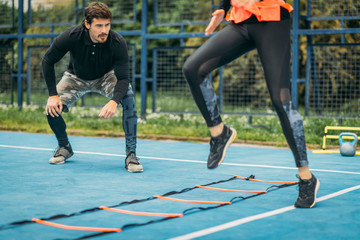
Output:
[{"xmin": 205, "ymin": 9, "xmax": 225, "ymax": 36}]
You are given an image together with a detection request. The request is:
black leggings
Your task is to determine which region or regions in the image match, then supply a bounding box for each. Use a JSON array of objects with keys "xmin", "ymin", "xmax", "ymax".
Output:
[{"xmin": 183, "ymin": 19, "xmax": 308, "ymax": 167}]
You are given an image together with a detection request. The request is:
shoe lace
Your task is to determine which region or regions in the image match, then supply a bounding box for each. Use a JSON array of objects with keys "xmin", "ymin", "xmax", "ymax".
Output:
[
  {"xmin": 53, "ymin": 147, "xmax": 62, "ymax": 157},
  {"xmin": 298, "ymin": 178, "xmax": 312, "ymax": 199},
  {"xmin": 53, "ymin": 146, "xmax": 70, "ymax": 157}
]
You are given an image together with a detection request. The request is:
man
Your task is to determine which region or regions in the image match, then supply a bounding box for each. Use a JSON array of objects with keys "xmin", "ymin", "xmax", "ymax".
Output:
[{"xmin": 42, "ymin": 2, "xmax": 143, "ymax": 173}]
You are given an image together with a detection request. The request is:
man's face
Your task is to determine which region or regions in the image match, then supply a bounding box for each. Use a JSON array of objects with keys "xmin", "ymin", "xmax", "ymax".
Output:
[{"xmin": 85, "ymin": 18, "xmax": 111, "ymax": 43}]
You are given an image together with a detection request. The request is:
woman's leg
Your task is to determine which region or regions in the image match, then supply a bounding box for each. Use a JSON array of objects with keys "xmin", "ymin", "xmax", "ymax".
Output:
[
  {"xmin": 250, "ymin": 19, "xmax": 319, "ymax": 208},
  {"xmin": 249, "ymin": 20, "xmax": 308, "ymax": 169},
  {"xmin": 183, "ymin": 23, "xmax": 255, "ymax": 128},
  {"xmin": 183, "ymin": 23, "xmax": 255, "ymax": 168}
]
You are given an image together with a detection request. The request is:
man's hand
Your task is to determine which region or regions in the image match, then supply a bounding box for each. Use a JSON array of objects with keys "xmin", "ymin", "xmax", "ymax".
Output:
[
  {"xmin": 205, "ymin": 9, "xmax": 225, "ymax": 36},
  {"xmin": 99, "ymin": 100, "xmax": 118, "ymax": 119},
  {"xmin": 46, "ymin": 95, "xmax": 63, "ymax": 117}
]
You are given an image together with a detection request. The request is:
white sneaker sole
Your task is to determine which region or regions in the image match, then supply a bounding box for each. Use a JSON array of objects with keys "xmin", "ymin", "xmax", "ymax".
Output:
[
  {"xmin": 49, "ymin": 157, "xmax": 66, "ymax": 164},
  {"xmin": 217, "ymin": 128, "xmax": 237, "ymax": 167},
  {"xmin": 309, "ymin": 178, "xmax": 320, "ymax": 208},
  {"xmin": 126, "ymin": 164, "xmax": 144, "ymax": 173}
]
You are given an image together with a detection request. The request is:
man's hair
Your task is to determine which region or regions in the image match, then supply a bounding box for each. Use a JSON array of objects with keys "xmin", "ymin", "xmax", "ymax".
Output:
[{"xmin": 82, "ymin": 2, "xmax": 112, "ymax": 27}]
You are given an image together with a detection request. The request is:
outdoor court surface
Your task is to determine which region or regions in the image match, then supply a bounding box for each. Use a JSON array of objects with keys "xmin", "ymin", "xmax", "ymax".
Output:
[{"xmin": 0, "ymin": 131, "xmax": 359, "ymax": 240}]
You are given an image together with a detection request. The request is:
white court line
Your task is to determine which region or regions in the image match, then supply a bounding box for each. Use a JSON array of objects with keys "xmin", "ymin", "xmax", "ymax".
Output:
[
  {"xmin": 169, "ymin": 185, "xmax": 360, "ymax": 240},
  {"xmin": 1, "ymin": 144, "xmax": 360, "ymax": 175}
]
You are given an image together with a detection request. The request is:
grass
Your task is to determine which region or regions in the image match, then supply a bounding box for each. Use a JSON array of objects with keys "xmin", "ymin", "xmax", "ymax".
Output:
[
  {"xmin": 1, "ymin": 102, "xmax": 359, "ymax": 150},
  {"xmin": 1, "ymin": 90, "xmax": 359, "ymax": 149}
]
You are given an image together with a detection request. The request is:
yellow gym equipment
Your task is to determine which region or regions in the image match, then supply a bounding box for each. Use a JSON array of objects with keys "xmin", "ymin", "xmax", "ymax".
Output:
[{"xmin": 312, "ymin": 126, "xmax": 360, "ymax": 156}]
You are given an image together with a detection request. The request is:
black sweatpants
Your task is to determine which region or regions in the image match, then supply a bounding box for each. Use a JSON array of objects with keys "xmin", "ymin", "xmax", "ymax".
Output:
[{"xmin": 183, "ymin": 19, "xmax": 308, "ymax": 167}]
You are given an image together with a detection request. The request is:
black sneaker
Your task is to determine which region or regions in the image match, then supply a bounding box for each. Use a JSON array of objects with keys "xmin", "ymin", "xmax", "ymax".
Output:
[
  {"xmin": 294, "ymin": 174, "xmax": 320, "ymax": 208},
  {"xmin": 49, "ymin": 143, "xmax": 74, "ymax": 164},
  {"xmin": 125, "ymin": 152, "xmax": 143, "ymax": 173},
  {"xmin": 207, "ymin": 125, "xmax": 237, "ymax": 169}
]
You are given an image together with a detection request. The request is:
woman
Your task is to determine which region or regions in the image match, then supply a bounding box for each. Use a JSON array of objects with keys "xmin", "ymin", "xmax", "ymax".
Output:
[{"xmin": 182, "ymin": 0, "xmax": 320, "ymax": 208}]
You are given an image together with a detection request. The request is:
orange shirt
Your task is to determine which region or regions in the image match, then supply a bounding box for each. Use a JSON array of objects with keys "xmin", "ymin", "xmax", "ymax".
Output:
[{"xmin": 226, "ymin": 0, "xmax": 293, "ymax": 23}]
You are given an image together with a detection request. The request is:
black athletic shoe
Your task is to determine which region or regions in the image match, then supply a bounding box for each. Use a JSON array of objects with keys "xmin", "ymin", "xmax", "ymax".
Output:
[
  {"xmin": 207, "ymin": 125, "xmax": 237, "ymax": 169},
  {"xmin": 49, "ymin": 143, "xmax": 74, "ymax": 164},
  {"xmin": 294, "ymin": 174, "xmax": 320, "ymax": 208}
]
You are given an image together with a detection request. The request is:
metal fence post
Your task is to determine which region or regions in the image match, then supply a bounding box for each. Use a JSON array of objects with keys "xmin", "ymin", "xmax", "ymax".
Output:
[
  {"xmin": 291, "ymin": 0, "xmax": 300, "ymax": 109},
  {"xmin": 17, "ymin": 0, "xmax": 24, "ymax": 108},
  {"xmin": 140, "ymin": 0, "xmax": 148, "ymax": 118}
]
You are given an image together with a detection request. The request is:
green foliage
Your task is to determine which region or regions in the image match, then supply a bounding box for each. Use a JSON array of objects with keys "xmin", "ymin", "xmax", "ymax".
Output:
[
  {"xmin": 1, "ymin": 0, "xmax": 359, "ymax": 117},
  {"xmin": 0, "ymin": 1, "xmax": 13, "ymax": 26}
]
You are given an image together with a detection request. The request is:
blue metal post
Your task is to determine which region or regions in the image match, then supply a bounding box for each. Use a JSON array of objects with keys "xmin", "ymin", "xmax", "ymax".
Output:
[
  {"xmin": 27, "ymin": 0, "xmax": 31, "ymax": 26},
  {"xmin": 180, "ymin": 24, "xmax": 184, "ymax": 46},
  {"xmin": 26, "ymin": 47, "xmax": 31, "ymax": 105},
  {"xmin": 152, "ymin": 48, "xmax": 157, "ymax": 112},
  {"xmin": 153, "ymin": 0, "xmax": 158, "ymax": 25},
  {"xmin": 304, "ymin": 1, "xmax": 311, "ymax": 116},
  {"xmin": 305, "ymin": 28, "xmax": 311, "ymax": 116},
  {"xmin": 340, "ymin": 19, "xmax": 345, "ymax": 43},
  {"xmin": 291, "ymin": 0, "xmax": 300, "ymax": 108},
  {"xmin": 131, "ymin": 45, "xmax": 136, "ymax": 89},
  {"xmin": 140, "ymin": 0, "xmax": 148, "ymax": 118},
  {"xmin": 50, "ymin": 25, "xmax": 54, "ymax": 45},
  {"xmin": 17, "ymin": 0, "xmax": 24, "ymax": 108}
]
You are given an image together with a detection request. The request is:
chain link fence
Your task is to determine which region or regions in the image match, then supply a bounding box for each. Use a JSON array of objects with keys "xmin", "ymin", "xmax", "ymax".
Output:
[
  {"xmin": 154, "ymin": 0, "xmax": 212, "ymax": 26},
  {"xmin": 309, "ymin": 0, "xmax": 360, "ymax": 17},
  {"xmin": 153, "ymin": 47, "xmax": 272, "ymax": 115},
  {"xmin": 0, "ymin": 46, "xmax": 13, "ymax": 104},
  {"xmin": 309, "ymin": 45, "xmax": 360, "ymax": 117},
  {"xmin": 0, "ymin": 0, "xmax": 359, "ymax": 119}
]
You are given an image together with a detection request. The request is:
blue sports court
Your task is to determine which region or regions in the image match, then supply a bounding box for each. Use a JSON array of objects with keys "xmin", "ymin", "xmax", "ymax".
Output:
[{"xmin": 0, "ymin": 131, "xmax": 359, "ymax": 239}]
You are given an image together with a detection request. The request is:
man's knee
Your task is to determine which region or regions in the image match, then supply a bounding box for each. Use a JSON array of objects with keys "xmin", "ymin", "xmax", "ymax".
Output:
[
  {"xmin": 121, "ymin": 95, "xmax": 137, "ymax": 112},
  {"xmin": 46, "ymin": 105, "xmax": 68, "ymax": 122}
]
